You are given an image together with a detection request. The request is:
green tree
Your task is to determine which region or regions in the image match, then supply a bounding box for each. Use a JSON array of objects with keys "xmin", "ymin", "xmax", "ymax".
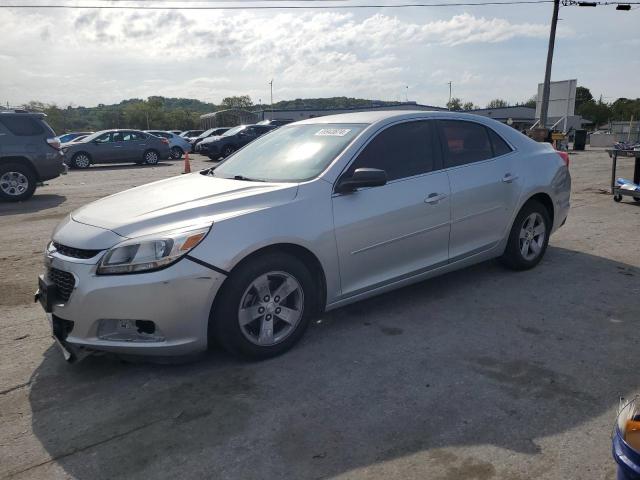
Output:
[
  {"xmin": 446, "ymin": 97, "xmax": 462, "ymax": 111},
  {"xmin": 575, "ymin": 86, "xmax": 593, "ymax": 111},
  {"xmin": 487, "ymin": 99, "xmax": 509, "ymax": 109},
  {"xmin": 522, "ymin": 96, "xmax": 537, "ymax": 109},
  {"xmin": 220, "ymin": 95, "xmax": 253, "ymax": 109},
  {"xmin": 462, "ymin": 101, "xmax": 476, "ymax": 111}
]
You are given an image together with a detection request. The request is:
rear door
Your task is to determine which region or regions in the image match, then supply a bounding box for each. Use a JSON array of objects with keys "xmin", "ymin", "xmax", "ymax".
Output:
[
  {"xmin": 332, "ymin": 120, "xmax": 451, "ymax": 297},
  {"xmin": 438, "ymin": 120, "xmax": 522, "ymax": 261},
  {"xmin": 121, "ymin": 131, "xmax": 147, "ymax": 161}
]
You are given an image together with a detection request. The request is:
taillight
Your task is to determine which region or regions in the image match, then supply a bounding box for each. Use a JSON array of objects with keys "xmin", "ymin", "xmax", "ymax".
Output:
[
  {"xmin": 160, "ymin": 138, "xmax": 169, "ymax": 145},
  {"xmin": 46, "ymin": 137, "xmax": 61, "ymax": 150},
  {"xmin": 556, "ymin": 150, "xmax": 569, "ymax": 168}
]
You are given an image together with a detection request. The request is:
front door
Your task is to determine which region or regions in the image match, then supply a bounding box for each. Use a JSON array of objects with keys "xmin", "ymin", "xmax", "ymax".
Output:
[{"xmin": 332, "ymin": 120, "xmax": 451, "ymax": 298}]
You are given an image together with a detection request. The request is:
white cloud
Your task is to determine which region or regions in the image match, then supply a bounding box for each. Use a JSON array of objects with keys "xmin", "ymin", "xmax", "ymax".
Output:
[{"xmin": 0, "ymin": 5, "xmax": 635, "ymax": 108}]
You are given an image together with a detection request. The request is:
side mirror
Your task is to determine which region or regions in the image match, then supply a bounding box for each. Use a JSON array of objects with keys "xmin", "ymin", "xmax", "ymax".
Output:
[{"xmin": 336, "ymin": 168, "xmax": 387, "ymax": 194}]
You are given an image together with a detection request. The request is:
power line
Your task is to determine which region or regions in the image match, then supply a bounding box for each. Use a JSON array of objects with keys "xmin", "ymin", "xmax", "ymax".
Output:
[{"xmin": 0, "ymin": 0, "xmax": 560, "ymax": 9}]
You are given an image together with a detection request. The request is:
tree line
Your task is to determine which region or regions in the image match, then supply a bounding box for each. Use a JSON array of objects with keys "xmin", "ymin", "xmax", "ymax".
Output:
[
  {"xmin": 446, "ymin": 86, "xmax": 640, "ymax": 127},
  {"xmin": 15, "ymin": 87, "xmax": 639, "ymax": 134}
]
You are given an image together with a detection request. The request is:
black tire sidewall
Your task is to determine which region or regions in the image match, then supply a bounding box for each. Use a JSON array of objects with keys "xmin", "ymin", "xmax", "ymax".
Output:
[
  {"xmin": 0, "ymin": 163, "xmax": 36, "ymax": 201},
  {"xmin": 501, "ymin": 200, "xmax": 551, "ymax": 270},
  {"xmin": 171, "ymin": 147, "xmax": 183, "ymax": 159},
  {"xmin": 72, "ymin": 153, "xmax": 91, "ymax": 169},
  {"xmin": 144, "ymin": 150, "xmax": 159, "ymax": 165},
  {"xmin": 212, "ymin": 253, "xmax": 317, "ymax": 359},
  {"xmin": 222, "ymin": 145, "xmax": 235, "ymax": 157}
]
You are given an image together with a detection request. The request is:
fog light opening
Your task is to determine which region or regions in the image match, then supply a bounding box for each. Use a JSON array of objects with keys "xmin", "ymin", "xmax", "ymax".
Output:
[
  {"xmin": 97, "ymin": 319, "xmax": 165, "ymax": 343},
  {"xmin": 135, "ymin": 320, "xmax": 156, "ymax": 335}
]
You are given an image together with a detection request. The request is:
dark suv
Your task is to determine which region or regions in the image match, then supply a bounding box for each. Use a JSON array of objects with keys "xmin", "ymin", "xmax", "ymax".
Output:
[
  {"xmin": 0, "ymin": 110, "xmax": 66, "ymax": 202},
  {"xmin": 200, "ymin": 124, "xmax": 277, "ymax": 159}
]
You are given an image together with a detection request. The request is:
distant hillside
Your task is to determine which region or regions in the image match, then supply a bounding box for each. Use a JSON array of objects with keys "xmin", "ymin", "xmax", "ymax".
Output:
[{"xmin": 24, "ymin": 96, "xmax": 412, "ymax": 133}]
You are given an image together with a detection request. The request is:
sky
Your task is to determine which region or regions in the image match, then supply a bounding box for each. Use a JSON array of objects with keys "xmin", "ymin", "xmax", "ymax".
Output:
[{"xmin": 0, "ymin": 0, "xmax": 638, "ymax": 109}]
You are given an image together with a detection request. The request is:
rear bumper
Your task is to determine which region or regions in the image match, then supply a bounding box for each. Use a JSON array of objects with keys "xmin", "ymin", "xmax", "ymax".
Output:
[{"xmin": 37, "ymin": 152, "xmax": 66, "ymax": 181}]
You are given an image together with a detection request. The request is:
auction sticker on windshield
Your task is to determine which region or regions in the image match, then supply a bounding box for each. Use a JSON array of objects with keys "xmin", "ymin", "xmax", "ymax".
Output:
[{"xmin": 315, "ymin": 128, "xmax": 351, "ymax": 137}]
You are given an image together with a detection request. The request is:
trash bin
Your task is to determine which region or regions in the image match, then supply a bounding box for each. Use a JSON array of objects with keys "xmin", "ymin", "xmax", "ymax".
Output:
[
  {"xmin": 574, "ymin": 129, "xmax": 587, "ymax": 151},
  {"xmin": 613, "ymin": 397, "xmax": 640, "ymax": 479}
]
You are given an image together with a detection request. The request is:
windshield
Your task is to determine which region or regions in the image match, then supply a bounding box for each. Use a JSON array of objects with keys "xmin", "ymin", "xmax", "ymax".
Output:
[
  {"xmin": 223, "ymin": 125, "xmax": 246, "ymax": 137},
  {"xmin": 198, "ymin": 128, "xmax": 216, "ymax": 139},
  {"xmin": 82, "ymin": 131, "xmax": 106, "ymax": 142},
  {"xmin": 213, "ymin": 123, "xmax": 366, "ymax": 182}
]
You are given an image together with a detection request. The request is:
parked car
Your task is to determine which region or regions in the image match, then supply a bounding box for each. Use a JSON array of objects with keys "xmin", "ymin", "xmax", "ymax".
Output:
[
  {"xmin": 169, "ymin": 130, "xmax": 183, "ymax": 136},
  {"xmin": 58, "ymin": 132, "xmax": 93, "ymax": 144},
  {"xmin": 61, "ymin": 129, "xmax": 171, "ymax": 168},
  {"xmin": 200, "ymin": 124, "xmax": 276, "ymax": 159},
  {"xmin": 61, "ymin": 135, "xmax": 89, "ymax": 147},
  {"xmin": 191, "ymin": 127, "xmax": 230, "ymax": 152},
  {"xmin": 179, "ymin": 130, "xmax": 203, "ymax": 139},
  {"xmin": 37, "ymin": 111, "xmax": 570, "ymax": 362},
  {"xmin": 145, "ymin": 130, "xmax": 192, "ymax": 159},
  {"xmin": 0, "ymin": 110, "xmax": 66, "ymax": 201}
]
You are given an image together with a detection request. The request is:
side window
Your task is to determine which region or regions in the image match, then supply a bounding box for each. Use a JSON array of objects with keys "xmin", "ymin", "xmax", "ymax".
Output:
[
  {"xmin": 487, "ymin": 128, "xmax": 513, "ymax": 157},
  {"xmin": 0, "ymin": 116, "xmax": 45, "ymax": 136},
  {"xmin": 439, "ymin": 120, "xmax": 493, "ymax": 168},
  {"xmin": 124, "ymin": 132, "xmax": 138, "ymax": 141},
  {"xmin": 112, "ymin": 132, "xmax": 124, "ymax": 142},
  {"xmin": 95, "ymin": 132, "xmax": 113, "ymax": 143},
  {"xmin": 348, "ymin": 121, "xmax": 436, "ymax": 181}
]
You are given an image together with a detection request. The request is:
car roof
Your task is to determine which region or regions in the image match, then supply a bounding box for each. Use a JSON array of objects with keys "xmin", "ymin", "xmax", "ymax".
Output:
[{"xmin": 293, "ymin": 110, "xmax": 500, "ymax": 126}]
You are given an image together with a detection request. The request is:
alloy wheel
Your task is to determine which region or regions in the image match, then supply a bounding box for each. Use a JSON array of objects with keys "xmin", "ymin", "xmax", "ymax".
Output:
[
  {"xmin": 519, "ymin": 212, "xmax": 546, "ymax": 261},
  {"xmin": 145, "ymin": 151, "xmax": 159, "ymax": 164},
  {"xmin": 74, "ymin": 154, "xmax": 90, "ymax": 168},
  {"xmin": 0, "ymin": 171, "xmax": 29, "ymax": 197},
  {"xmin": 238, "ymin": 271, "xmax": 304, "ymax": 346}
]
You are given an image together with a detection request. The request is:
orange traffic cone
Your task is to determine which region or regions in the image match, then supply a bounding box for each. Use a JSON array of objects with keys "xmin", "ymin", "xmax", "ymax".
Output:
[{"xmin": 182, "ymin": 151, "xmax": 191, "ymax": 174}]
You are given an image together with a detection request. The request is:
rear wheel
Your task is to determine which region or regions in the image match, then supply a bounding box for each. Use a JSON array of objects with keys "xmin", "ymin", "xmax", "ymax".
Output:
[
  {"xmin": 500, "ymin": 200, "xmax": 551, "ymax": 270},
  {"xmin": 0, "ymin": 163, "xmax": 36, "ymax": 201},
  {"xmin": 170, "ymin": 146, "xmax": 183, "ymax": 160},
  {"xmin": 143, "ymin": 149, "xmax": 159, "ymax": 165},
  {"xmin": 212, "ymin": 253, "xmax": 317, "ymax": 359},
  {"xmin": 71, "ymin": 152, "xmax": 91, "ymax": 169}
]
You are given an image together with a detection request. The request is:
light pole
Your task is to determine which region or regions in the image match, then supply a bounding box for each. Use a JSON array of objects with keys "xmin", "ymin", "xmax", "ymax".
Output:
[
  {"xmin": 539, "ymin": 0, "xmax": 560, "ymax": 130},
  {"xmin": 269, "ymin": 79, "xmax": 273, "ymax": 118},
  {"xmin": 448, "ymin": 81, "xmax": 452, "ymax": 109}
]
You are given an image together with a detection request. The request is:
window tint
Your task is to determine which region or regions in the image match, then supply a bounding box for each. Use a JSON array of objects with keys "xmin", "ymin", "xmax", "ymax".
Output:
[
  {"xmin": 348, "ymin": 121, "xmax": 436, "ymax": 181},
  {"xmin": 440, "ymin": 120, "xmax": 492, "ymax": 167},
  {"xmin": 0, "ymin": 116, "xmax": 45, "ymax": 136},
  {"xmin": 487, "ymin": 128, "xmax": 512, "ymax": 156},
  {"xmin": 95, "ymin": 132, "xmax": 113, "ymax": 143}
]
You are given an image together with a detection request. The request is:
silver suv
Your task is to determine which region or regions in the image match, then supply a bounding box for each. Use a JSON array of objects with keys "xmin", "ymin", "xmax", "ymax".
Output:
[
  {"xmin": 38, "ymin": 111, "xmax": 571, "ymax": 362},
  {"xmin": 0, "ymin": 110, "xmax": 66, "ymax": 201}
]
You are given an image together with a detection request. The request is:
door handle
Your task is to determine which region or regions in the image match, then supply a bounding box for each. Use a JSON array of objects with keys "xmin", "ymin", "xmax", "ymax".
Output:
[
  {"xmin": 502, "ymin": 173, "xmax": 519, "ymax": 183},
  {"xmin": 425, "ymin": 193, "xmax": 447, "ymax": 204}
]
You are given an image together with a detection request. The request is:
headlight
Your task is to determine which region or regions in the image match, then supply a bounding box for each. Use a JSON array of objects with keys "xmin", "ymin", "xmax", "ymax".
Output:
[{"xmin": 96, "ymin": 225, "xmax": 211, "ymax": 275}]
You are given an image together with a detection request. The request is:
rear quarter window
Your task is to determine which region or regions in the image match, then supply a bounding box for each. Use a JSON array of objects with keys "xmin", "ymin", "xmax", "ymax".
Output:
[
  {"xmin": 0, "ymin": 116, "xmax": 45, "ymax": 136},
  {"xmin": 487, "ymin": 128, "xmax": 513, "ymax": 156}
]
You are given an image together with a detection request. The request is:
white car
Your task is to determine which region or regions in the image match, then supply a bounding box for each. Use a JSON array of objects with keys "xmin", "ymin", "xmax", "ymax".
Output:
[{"xmin": 37, "ymin": 111, "xmax": 571, "ymax": 362}]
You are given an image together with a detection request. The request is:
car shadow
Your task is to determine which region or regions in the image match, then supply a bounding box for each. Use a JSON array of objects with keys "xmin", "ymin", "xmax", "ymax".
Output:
[
  {"xmin": 0, "ymin": 194, "xmax": 66, "ymax": 216},
  {"xmin": 22, "ymin": 247, "xmax": 638, "ymax": 479}
]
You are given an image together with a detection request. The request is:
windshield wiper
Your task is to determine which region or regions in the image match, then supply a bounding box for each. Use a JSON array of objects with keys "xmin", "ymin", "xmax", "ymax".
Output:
[{"xmin": 231, "ymin": 175, "xmax": 265, "ymax": 182}]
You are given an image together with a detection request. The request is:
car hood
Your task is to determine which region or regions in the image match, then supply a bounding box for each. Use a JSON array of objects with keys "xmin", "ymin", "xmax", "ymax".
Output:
[
  {"xmin": 70, "ymin": 172, "xmax": 298, "ymax": 238},
  {"xmin": 200, "ymin": 135, "xmax": 223, "ymax": 145}
]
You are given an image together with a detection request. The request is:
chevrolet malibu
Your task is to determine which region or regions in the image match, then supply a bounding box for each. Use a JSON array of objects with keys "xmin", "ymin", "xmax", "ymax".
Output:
[{"xmin": 37, "ymin": 111, "xmax": 570, "ymax": 362}]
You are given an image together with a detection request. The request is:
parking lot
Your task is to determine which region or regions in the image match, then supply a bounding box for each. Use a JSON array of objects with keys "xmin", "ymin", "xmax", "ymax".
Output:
[{"xmin": 1, "ymin": 149, "xmax": 639, "ymax": 479}]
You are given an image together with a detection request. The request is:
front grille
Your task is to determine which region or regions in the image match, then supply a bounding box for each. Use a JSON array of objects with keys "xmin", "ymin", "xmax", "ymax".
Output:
[
  {"xmin": 53, "ymin": 242, "xmax": 101, "ymax": 259},
  {"xmin": 48, "ymin": 267, "xmax": 75, "ymax": 301}
]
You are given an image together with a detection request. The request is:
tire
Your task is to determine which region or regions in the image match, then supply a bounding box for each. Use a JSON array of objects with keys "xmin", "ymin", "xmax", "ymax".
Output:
[
  {"xmin": 222, "ymin": 145, "xmax": 235, "ymax": 157},
  {"xmin": 633, "ymin": 196, "xmax": 640, "ymax": 203},
  {"xmin": 71, "ymin": 152, "xmax": 91, "ymax": 169},
  {"xmin": 0, "ymin": 163, "xmax": 37, "ymax": 202},
  {"xmin": 500, "ymin": 200, "xmax": 551, "ymax": 271},
  {"xmin": 614, "ymin": 194, "xmax": 622, "ymax": 203},
  {"xmin": 212, "ymin": 252, "xmax": 318, "ymax": 359},
  {"xmin": 143, "ymin": 149, "xmax": 159, "ymax": 165},
  {"xmin": 170, "ymin": 146, "xmax": 183, "ymax": 160}
]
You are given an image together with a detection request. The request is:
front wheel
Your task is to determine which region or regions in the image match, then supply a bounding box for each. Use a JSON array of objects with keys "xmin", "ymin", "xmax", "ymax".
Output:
[
  {"xmin": 71, "ymin": 152, "xmax": 91, "ymax": 169},
  {"xmin": 222, "ymin": 145, "xmax": 235, "ymax": 157},
  {"xmin": 212, "ymin": 253, "xmax": 317, "ymax": 359},
  {"xmin": 0, "ymin": 163, "xmax": 36, "ymax": 202},
  {"xmin": 500, "ymin": 200, "xmax": 551, "ymax": 271},
  {"xmin": 143, "ymin": 149, "xmax": 159, "ymax": 165},
  {"xmin": 170, "ymin": 146, "xmax": 183, "ymax": 160}
]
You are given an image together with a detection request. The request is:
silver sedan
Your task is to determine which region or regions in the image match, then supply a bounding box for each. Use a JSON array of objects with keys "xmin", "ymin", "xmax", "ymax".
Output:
[{"xmin": 37, "ymin": 111, "xmax": 570, "ymax": 361}]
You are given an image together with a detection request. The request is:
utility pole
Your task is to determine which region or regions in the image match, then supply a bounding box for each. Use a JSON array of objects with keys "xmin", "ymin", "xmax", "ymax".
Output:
[
  {"xmin": 448, "ymin": 81, "xmax": 452, "ymax": 109},
  {"xmin": 269, "ymin": 79, "xmax": 273, "ymax": 118},
  {"xmin": 539, "ymin": 0, "xmax": 560, "ymax": 130},
  {"xmin": 405, "ymin": 85, "xmax": 409, "ymax": 102}
]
